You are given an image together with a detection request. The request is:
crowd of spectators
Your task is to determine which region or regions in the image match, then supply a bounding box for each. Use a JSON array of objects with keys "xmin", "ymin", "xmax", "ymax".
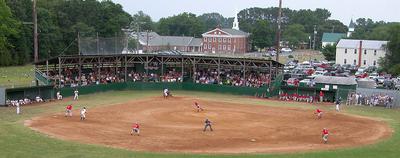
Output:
[
  {"xmin": 45, "ymin": 67, "xmax": 271, "ymax": 88},
  {"xmin": 194, "ymin": 69, "xmax": 271, "ymax": 88},
  {"xmin": 346, "ymin": 93, "xmax": 395, "ymax": 108}
]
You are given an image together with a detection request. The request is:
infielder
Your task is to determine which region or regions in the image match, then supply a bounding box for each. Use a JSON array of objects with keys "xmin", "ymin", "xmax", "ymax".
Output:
[
  {"xmin": 65, "ymin": 104, "xmax": 73, "ymax": 117},
  {"xmin": 203, "ymin": 118, "xmax": 213, "ymax": 132},
  {"xmin": 131, "ymin": 122, "xmax": 140, "ymax": 136},
  {"xmin": 335, "ymin": 98, "xmax": 341, "ymax": 112},
  {"xmin": 80, "ymin": 107, "xmax": 87, "ymax": 121},
  {"xmin": 322, "ymin": 128, "xmax": 329, "ymax": 144},
  {"xmin": 57, "ymin": 91, "xmax": 63, "ymax": 100},
  {"xmin": 315, "ymin": 108, "xmax": 323, "ymax": 119},
  {"xmin": 163, "ymin": 88, "xmax": 170, "ymax": 99},
  {"xmin": 74, "ymin": 89, "xmax": 79, "ymax": 100},
  {"xmin": 194, "ymin": 102, "xmax": 204, "ymax": 112}
]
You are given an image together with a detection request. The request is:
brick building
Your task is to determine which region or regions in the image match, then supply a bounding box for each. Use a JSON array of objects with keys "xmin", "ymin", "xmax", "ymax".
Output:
[{"xmin": 201, "ymin": 14, "xmax": 250, "ymax": 54}]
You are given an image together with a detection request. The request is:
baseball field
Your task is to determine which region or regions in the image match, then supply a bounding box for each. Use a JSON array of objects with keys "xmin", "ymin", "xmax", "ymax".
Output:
[{"xmin": 1, "ymin": 90, "xmax": 399, "ymax": 158}]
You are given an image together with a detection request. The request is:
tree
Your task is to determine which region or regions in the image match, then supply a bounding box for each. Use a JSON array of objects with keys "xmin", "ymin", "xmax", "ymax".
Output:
[
  {"xmin": 380, "ymin": 24, "xmax": 400, "ymax": 75},
  {"xmin": 283, "ymin": 24, "xmax": 308, "ymax": 48},
  {"xmin": 0, "ymin": 0, "xmax": 20, "ymax": 66},
  {"xmin": 157, "ymin": 12, "xmax": 205, "ymax": 37},
  {"xmin": 197, "ymin": 13, "xmax": 231, "ymax": 31},
  {"xmin": 131, "ymin": 11, "xmax": 155, "ymax": 31},
  {"xmin": 321, "ymin": 44, "xmax": 336, "ymax": 61},
  {"xmin": 250, "ymin": 20, "xmax": 274, "ymax": 50}
]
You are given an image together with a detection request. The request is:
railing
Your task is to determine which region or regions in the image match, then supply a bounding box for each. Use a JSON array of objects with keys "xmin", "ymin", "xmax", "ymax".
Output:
[{"xmin": 34, "ymin": 68, "xmax": 51, "ymax": 86}]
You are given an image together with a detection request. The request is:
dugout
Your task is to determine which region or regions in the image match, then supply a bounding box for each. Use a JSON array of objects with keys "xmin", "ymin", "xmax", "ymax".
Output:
[{"xmin": 5, "ymin": 85, "xmax": 55, "ymax": 102}]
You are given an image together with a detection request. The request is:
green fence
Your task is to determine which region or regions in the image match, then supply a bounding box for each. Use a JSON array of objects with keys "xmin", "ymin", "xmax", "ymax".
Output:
[{"xmin": 58, "ymin": 82, "xmax": 270, "ymax": 98}]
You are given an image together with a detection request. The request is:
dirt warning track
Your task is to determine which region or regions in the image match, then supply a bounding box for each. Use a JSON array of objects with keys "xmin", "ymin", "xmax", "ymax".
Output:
[{"xmin": 27, "ymin": 96, "xmax": 391, "ymax": 154}]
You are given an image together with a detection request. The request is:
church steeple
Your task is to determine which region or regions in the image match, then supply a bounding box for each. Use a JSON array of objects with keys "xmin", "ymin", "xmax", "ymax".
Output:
[
  {"xmin": 347, "ymin": 19, "xmax": 355, "ymax": 37},
  {"xmin": 232, "ymin": 11, "xmax": 239, "ymax": 30}
]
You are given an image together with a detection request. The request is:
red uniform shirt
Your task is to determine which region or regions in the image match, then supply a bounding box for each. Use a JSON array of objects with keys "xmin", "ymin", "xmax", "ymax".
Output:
[
  {"xmin": 320, "ymin": 91, "xmax": 324, "ymax": 97},
  {"xmin": 66, "ymin": 105, "xmax": 72, "ymax": 110},
  {"xmin": 133, "ymin": 123, "xmax": 139, "ymax": 129},
  {"xmin": 316, "ymin": 109, "xmax": 322, "ymax": 113},
  {"xmin": 322, "ymin": 129, "xmax": 329, "ymax": 135}
]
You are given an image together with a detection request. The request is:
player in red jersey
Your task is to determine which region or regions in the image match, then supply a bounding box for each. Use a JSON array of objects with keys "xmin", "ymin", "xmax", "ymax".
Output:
[
  {"xmin": 322, "ymin": 128, "xmax": 329, "ymax": 144},
  {"xmin": 315, "ymin": 108, "xmax": 323, "ymax": 119},
  {"xmin": 131, "ymin": 122, "xmax": 140, "ymax": 136},
  {"xmin": 65, "ymin": 104, "xmax": 73, "ymax": 117},
  {"xmin": 194, "ymin": 102, "xmax": 204, "ymax": 112}
]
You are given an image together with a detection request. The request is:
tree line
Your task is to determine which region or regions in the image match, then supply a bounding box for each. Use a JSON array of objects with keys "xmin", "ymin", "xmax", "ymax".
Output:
[{"xmin": 0, "ymin": 0, "xmax": 399, "ymax": 74}]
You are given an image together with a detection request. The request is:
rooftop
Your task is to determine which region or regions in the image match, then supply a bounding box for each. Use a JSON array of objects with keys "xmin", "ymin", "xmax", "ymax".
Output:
[
  {"xmin": 322, "ymin": 33, "xmax": 346, "ymax": 43},
  {"xmin": 314, "ymin": 76, "xmax": 357, "ymax": 85},
  {"xmin": 337, "ymin": 39, "xmax": 388, "ymax": 49}
]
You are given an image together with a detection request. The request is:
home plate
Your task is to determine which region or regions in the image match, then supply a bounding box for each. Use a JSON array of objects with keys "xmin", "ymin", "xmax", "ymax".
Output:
[{"xmin": 250, "ymin": 139, "xmax": 256, "ymax": 142}]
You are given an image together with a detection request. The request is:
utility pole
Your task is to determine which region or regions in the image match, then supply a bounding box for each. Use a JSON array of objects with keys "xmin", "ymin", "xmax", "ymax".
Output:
[
  {"xmin": 146, "ymin": 30, "xmax": 149, "ymax": 53},
  {"xmin": 313, "ymin": 25, "xmax": 317, "ymax": 50},
  {"xmin": 33, "ymin": 0, "xmax": 38, "ymax": 62},
  {"xmin": 136, "ymin": 23, "xmax": 140, "ymax": 53},
  {"xmin": 275, "ymin": 0, "xmax": 282, "ymax": 62}
]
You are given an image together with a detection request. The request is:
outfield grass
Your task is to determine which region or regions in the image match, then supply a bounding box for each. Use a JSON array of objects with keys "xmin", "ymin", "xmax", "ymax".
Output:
[
  {"xmin": 0, "ymin": 90, "xmax": 399, "ymax": 158},
  {"xmin": 0, "ymin": 65, "xmax": 35, "ymax": 88}
]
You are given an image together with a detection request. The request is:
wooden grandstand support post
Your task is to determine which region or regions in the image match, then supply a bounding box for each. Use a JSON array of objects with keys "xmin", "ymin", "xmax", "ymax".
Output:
[
  {"xmin": 268, "ymin": 61, "xmax": 272, "ymax": 90},
  {"xmin": 97, "ymin": 57, "xmax": 101, "ymax": 80},
  {"xmin": 146, "ymin": 56, "xmax": 149, "ymax": 75},
  {"xmin": 181, "ymin": 56, "xmax": 184, "ymax": 83},
  {"xmin": 161, "ymin": 56, "xmax": 164, "ymax": 77},
  {"xmin": 124, "ymin": 55, "xmax": 127, "ymax": 82},
  {"xmin": 192, "ymin": 59, "xmax": 196, "ymax": 83},
  {"xmin": 78, "ymin": 56, "xmax": 82, "ymax": 86},
  {"xmin": 243, "ymin": 60, "xmax": 246, "ymax": 81},
  {"xmin": 217, "ymin": 58, "xmax": 221, "ymax": 84},
  {"xmin": 58, "ymin": 57, "xmax": 62, "ymax": 88}
]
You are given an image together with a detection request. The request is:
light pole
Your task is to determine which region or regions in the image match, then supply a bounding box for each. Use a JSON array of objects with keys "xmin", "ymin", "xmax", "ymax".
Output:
[{"xmin": 313, "ymin": 25, "xmax": 317, "ymax": 50}]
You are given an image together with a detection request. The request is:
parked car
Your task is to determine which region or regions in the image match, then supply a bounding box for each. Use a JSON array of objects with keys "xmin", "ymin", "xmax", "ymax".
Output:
[
  {"xmin": 281, "ymin": 47, "xmax": 293, "ymax": 53},
  {"xmin": 368, "ymin": 72, "xmax": 379, "ymax": 80}
]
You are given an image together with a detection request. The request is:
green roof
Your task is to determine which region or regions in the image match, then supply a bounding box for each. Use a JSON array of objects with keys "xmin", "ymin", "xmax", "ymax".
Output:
[{"xmin": 322, "ymin": 33, "xmax": 346, "ymax": 43}]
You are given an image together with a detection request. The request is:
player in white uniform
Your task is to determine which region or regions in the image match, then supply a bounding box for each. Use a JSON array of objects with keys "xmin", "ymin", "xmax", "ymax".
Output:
[
  {"xmin": 74, "ymin": 89, "xmax": 79, "ymax": 100},
  {"xmin": 16, "ymin": 102, "xmax": 21, "ymax": 115},
  {"xmin": 57, "ymin": 91, "xmax": 63, "ymax": 100},
  {"xmin": 163, "ymin": 88, "xmax": 169, "ymax": 99},
  {"xmin": 80, "ymin": 107, "xmax": 87, "ymax": 121}
]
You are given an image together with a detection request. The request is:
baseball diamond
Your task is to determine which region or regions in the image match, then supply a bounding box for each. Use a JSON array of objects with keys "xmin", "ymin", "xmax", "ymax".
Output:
[{"xmin": 26, "ymin": 94, "xmax": 391, "ymax": 153}]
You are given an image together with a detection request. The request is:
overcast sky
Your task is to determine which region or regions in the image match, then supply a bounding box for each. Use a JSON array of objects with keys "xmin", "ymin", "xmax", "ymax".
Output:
[{"xmin": 112, "ymin": 0, "xmax": 399, "ymax": 24}]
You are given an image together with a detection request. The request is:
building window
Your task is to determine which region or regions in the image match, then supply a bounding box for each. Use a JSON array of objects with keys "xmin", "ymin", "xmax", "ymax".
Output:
[
  {"xmin": 208, "ymin": 44, "xmax": 211, "ymax": 49},
  {"xmin": 223, "ymin": 38, "xmax": 226, "ymax": 43},
  {"xmin": 228, "ymin": 38, "xmax": 231, "ymax": 43},
  {"xmin": 374, "ymin": 50, "xmax": 377, "ymax": 55},
  {"xmin": 353, "ymin": 60, "xmax": 357, "ymax": 65},
  {"xmin": 218, "ymin": 38, "xmax": 222, "ymax": 42},
  {"xmin": 203, "ymin": 45, "xmax": 207, "ymax": 49},
  {"xmin": 364, "ymin": 49, "xmax": 367, "ymax": 55},
  {"xmin": 364, "ymin": 60, "xmax": 366, "ymax": 65},
  {"xmin": 354, "ymin": 49, "xmax": 357, "ymax": 54},
  {"xmin": 213, "ymin": 38, "xmax": 216, "ymax": 42},
  {"xmin": 223, "ymin": 45, "xmax": 226, "ymax": 50},
  {"xmin": 228, "ymin": 45, "xmax": 231, "ymax": 50},
  {"xmin": 344, "ymin": 59, "xmax": 347, "ymax": 64},
  {"xmin": 218, "ymin": 45, "xmax": 221, "ymax": 50},
  {"xmin": 345, "ymin": 49, "xmax": 347, "ymax": 54},
  {"xmin": 373, "ymin": 60, "xmax": 376, "ymax": 66},
  {"xmin": 204, "ymin": 37, "xmax": 207, "ymax": 42},
  {"xmin": 208, "ymin": 37, "xmax": 212, "ymax": 42}
]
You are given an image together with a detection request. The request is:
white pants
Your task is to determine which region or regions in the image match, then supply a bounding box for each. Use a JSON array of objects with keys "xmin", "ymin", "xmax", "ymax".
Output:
[
  {"xmin": 336, "ymin": 104, "xmax": 340, "ymax": 111},
  {"xmin": 16, "ymin": 107, "xmax": 20, "ymax": 114},
  {"xmin": 74, "ymin": 94, "xmax": 79, "ymax": 100}
]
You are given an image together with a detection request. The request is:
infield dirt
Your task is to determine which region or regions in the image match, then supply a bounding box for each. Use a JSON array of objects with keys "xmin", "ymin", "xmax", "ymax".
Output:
[{"xmin": 26, "ymin": 96, "xmax": 391, "ymax": 154}]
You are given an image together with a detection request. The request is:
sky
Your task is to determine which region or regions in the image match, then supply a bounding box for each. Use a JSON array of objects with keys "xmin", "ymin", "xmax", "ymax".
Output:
[{"xmin": 112, "ymin": 0, "xmax": 399, "ymax": 25}]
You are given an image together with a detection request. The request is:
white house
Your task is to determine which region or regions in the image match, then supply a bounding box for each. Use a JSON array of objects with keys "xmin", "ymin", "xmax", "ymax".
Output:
[{"xmin": 336, "ymin": 39, "xmax": 388, "ymax": 67}]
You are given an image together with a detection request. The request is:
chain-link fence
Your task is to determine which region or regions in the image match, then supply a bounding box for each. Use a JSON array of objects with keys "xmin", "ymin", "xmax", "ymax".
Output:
[{"xmin": 79, "ymin": 36, "xmax": 132, "ymax": 55}]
